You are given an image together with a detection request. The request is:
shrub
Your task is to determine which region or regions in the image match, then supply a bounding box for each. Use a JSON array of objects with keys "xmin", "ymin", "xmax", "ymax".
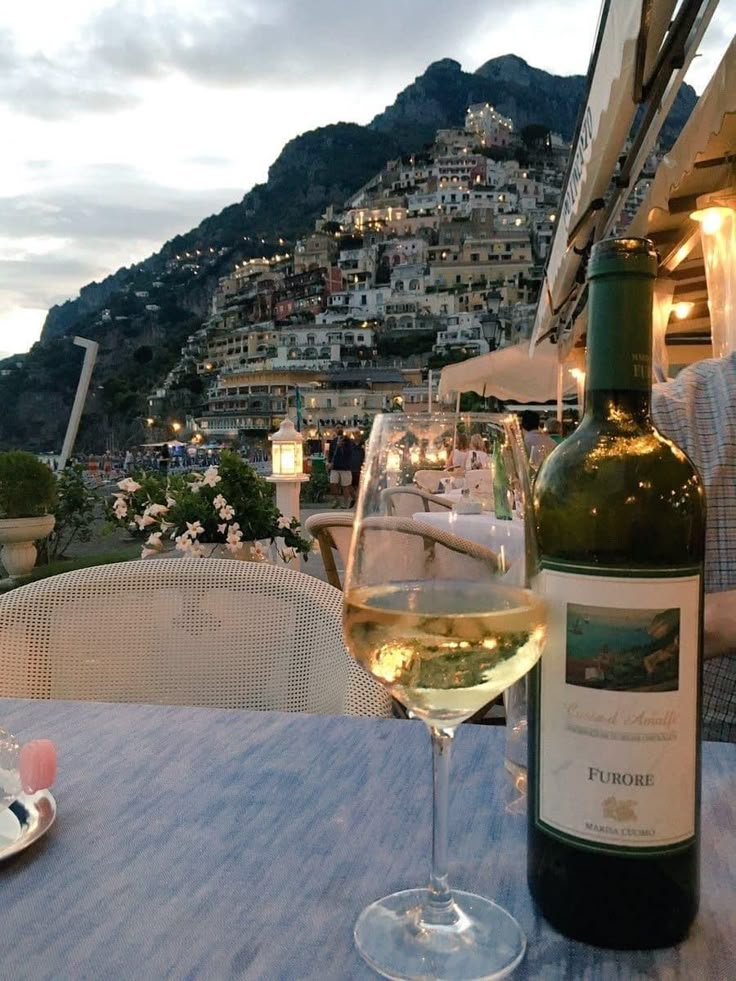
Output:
[{"xmin": 0, "ymin": 451, "xmax": 57, "ymax": 518}]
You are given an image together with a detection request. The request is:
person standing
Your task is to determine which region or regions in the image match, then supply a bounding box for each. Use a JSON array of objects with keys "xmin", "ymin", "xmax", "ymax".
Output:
[
  {"xmin": 158, "ymin": 442, "xmax": 170, "ymax": 475},
  {"xmin": 521, "ymin": 410, "xmax": 557, "ymax": 455},
  {"xmin": 327, "ymin": 427, "xmax": 353, "ymax": 509},
  {"xmin": 350, "ymin": 435, "xmax": 365, "ymax": 507}
]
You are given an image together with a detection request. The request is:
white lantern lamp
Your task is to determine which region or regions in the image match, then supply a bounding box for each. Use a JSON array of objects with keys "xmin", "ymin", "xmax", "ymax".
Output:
[{"xmin": 267, "ymin": 419, "xmax": 309, "ymax": 564}]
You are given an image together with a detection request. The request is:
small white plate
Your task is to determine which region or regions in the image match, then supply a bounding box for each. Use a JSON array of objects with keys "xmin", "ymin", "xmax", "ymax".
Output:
[{"xmin": 0, "ymin": 791, "xmax": 56, "ymax": 861}]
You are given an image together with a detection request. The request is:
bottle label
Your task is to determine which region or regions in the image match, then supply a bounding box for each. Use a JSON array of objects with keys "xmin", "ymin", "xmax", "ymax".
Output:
[{"xmin": 533, "ymin": 562, "xmax": 700, "ymax": 855}]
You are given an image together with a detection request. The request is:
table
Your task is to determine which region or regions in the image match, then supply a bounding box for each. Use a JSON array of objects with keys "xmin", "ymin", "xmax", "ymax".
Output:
[
  {"xmin": 0, "ymin": 699, "xmax": 733, "ymax": 979},
  {"xmin": 413, "ymin": 509, "xmax": 525, "ymax": 562}
]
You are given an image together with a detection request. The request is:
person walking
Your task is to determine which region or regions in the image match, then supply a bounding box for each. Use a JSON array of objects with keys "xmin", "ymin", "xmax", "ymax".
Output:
[{"xmin": 327, "ymin": 427, "xmax": 353, "ymax": 509}]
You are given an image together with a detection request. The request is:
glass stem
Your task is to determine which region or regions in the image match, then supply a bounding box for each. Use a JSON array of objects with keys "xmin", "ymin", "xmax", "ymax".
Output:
[{"xmin": 422, "ymin": 725, "xmax": 458, "ymax": 926}]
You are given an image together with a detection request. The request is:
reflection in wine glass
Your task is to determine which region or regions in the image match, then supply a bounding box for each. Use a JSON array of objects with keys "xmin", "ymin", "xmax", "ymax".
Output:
[
  {"xmin": 528, "ymin": 443, "xmax": 550, "ymax": 473},
  {"xmin": 343, "ymin": 412, "xmax": 547, "ymax": 980}
]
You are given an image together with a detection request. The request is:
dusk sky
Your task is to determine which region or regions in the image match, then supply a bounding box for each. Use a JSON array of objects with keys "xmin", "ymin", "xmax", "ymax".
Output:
[{"xmin": 1, "ymin": 0, "xmax": 733, "ymax": 358}]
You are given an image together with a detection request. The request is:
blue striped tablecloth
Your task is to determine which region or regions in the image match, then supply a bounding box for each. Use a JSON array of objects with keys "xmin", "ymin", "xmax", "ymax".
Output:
[{"xmin": 0, "ymin": 699, "xmax": 733, "ymax": 979}]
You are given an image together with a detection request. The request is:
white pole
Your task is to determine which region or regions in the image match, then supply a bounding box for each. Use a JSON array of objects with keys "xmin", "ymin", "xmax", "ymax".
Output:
[
  {"xmin": 556, "ymin": 365, "xmax": 563, "ymax": 422},
  {"xmin": 58, "ymin": 337, "xmax": 99, "ymax": 471},
  {"xmin": 427, "ymin": 369, "xmax": 433, "ymax": 412}
]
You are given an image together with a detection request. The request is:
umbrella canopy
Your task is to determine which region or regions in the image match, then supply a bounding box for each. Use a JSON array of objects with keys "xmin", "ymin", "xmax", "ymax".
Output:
[
  {"xmin": 529, "ymin": 0, "xmax": 718, "ymax": 353},
  {"xmin": 438, "ymin": 340, "xmax": 577, "ymax": 403}
]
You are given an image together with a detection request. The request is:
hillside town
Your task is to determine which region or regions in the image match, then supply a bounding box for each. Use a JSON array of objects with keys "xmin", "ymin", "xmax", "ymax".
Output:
[{"xmin": 139, "ymin": 105, "xmax": 578, "ymax": 450}]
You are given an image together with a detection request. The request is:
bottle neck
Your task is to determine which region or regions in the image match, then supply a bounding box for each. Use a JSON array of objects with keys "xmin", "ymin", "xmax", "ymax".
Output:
[{"xmin": 583, "ymin": 269, "xmax": 654, "ymax": 425}]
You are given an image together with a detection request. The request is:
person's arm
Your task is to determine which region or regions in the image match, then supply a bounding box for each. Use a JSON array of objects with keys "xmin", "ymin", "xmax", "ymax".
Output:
[{"xmin": 703, "ymin": 589, "xmax": 736, "ymax": 659}]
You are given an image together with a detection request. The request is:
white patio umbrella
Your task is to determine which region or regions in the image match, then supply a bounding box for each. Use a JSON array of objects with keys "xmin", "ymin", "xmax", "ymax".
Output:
[{"xmin": 438, "ymin": 340, "xmax": 577, "ymax": 403}]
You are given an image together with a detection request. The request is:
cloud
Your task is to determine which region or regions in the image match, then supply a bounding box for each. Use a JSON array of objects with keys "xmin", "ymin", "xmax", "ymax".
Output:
[
  {"xmin": 0, "ymin": 166, "xmax": 243, "ymax": 321},
  {"xmin": 3, "ymin": 0, "xmax": 498, "ymax": 119}
]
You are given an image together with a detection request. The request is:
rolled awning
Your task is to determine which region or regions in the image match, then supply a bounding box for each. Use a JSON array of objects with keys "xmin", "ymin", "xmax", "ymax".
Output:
[{"xmin": 529, "ymin": 0, "xmax": 719, "ymax": 355}]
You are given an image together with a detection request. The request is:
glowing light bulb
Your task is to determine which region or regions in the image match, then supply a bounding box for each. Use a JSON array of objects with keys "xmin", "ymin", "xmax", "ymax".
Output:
[{"xmin": 673, "ymin": 301, "xmax": 694, "ymax": 320}]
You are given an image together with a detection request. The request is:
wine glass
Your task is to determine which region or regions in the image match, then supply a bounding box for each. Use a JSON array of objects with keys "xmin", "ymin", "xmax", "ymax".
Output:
[{"xmin": 343, "ymin": 412, "xmax": 547, "ymax": 980}]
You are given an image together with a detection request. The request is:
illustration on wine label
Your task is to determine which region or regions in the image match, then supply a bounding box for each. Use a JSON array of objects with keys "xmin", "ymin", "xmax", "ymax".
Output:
[{"xmin": 565, "ymin": 603, "xmax": 680, "ymax": 692}]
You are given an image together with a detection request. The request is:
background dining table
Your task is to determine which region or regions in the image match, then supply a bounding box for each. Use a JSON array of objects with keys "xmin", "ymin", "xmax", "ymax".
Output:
[{"xmin": 0, "ymin": 698, "xmax": 733, "ymax": 980}]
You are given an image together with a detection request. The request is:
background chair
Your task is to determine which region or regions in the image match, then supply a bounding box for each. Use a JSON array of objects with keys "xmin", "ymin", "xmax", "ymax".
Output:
[
  {"xmin": 413, "ymin": 470, "xmax": 445, "ymax": 494},
  {"xmin": 304, "ymin": 512, "xmax": 353, "ymax": 591},
  {"xmin": 0, "ymin": 558, "xmax": 392, "ymax": 717},
  {"xmin": 381, "ymin": 486, "xmax": 453, "ymax": 517}
]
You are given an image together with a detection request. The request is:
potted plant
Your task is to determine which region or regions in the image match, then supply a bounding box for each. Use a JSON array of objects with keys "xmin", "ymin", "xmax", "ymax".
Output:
[
  {"xmin": 0, "ymin": 451, "xmax": 57, "ymax": 577},
  {"xmin": 109, "ymin": 450, "xmax": 313, "ymax": 563}
]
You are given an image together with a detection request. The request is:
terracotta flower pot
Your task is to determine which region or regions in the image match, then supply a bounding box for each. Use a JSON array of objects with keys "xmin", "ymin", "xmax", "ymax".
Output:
[{"xmin": 0, "ymin": 515, "xmax": 56, "ymax": 578}]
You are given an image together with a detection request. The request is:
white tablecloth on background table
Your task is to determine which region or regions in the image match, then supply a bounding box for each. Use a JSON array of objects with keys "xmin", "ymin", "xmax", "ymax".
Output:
[{"xmin": 412, "ymin": 510, "xmax": 525, "ymax": 562}]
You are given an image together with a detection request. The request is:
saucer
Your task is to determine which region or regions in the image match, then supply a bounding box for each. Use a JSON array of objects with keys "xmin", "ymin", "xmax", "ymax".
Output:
[{"xmin": 0, "ymin": 791, "xmax": 56, "ymax": 861}]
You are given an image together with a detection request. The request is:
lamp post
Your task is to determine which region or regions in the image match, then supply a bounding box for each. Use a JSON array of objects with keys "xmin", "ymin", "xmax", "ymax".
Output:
[{"xmin": 267, "ymin": 419, "xmax": 309, "ymax": 565}]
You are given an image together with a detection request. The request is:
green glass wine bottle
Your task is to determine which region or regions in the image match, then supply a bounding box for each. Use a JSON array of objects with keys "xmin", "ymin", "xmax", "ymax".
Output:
[{"xmin": 527, "ymin": 238, "xmax": 705, "ymax": 949}]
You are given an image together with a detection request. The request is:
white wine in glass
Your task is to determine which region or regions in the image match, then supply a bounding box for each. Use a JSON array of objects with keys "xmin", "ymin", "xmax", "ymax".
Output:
[{"xmin": 343, "ymin": 413, "xmax": 546, "ymax": 980}]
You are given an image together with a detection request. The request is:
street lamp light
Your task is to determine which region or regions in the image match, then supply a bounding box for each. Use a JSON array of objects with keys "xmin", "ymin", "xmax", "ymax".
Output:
[{"xmin": 267, "ymin": 419, "xmax": 309, "ymax": 566}]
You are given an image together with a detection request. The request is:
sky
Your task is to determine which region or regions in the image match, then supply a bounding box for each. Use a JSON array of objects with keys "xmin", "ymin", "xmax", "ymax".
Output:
[{"xmin": 1, "ymin": 0, "xmax": 733, "ymax": 359}]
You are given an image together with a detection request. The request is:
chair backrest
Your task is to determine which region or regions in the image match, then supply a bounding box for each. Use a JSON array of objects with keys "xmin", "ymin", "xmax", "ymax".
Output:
[
  {"xmin": 413, "ymin": 470, "xmax": 444, "ymax": 494},
  {"xmin": 381, "ymin": 486, "xmax": 453, "ymax": 517},
  {"xmin": 304, "ymin": 512, "xmax": 354, "ymax": 590},
  {"xmin": 356, "ymin": 515, "xmax": 498, "ymax": 584},
  {"xmin": 0, "ymin": 559, "xmax": 392, "ymax": 718}
]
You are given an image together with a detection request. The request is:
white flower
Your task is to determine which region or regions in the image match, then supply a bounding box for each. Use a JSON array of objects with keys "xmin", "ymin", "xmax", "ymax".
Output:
[
  {"xmin": 202, "ymin": 466, "xmax": 221, "ymax": 488},
  {"xmin": 146, "ymin": 503, "xmax": 169, "ymax": 517},
  {"xmin": 190, "ymin": 482, "xmax": 202, "ymax": 494},
  {"xmin": 186, "ymin": 521, "xmax": 204, "ymax": 538},
  {"xmin": 280, "ymin": 547, "xmax": 297, "ymax": 563},
  {"xmin": 250, "ymin": 542, "xmax": 267, "ymax": 561},
  {"xmin": 134, "ymin": 513, "xmax": 156, "ymax": 529},
  {"xmin": 213, "ymin": 494, "xmax": 227, "ymax": 510},
  {"xmin": 141, "ymin": 547, "xmax": 159, "ymax": 559},
  {"xmin": 117, "ymin": 478, "xmax": 141, "ymax": 493},
  {"xmin": 277, "ymin": 514, "xmax": 291, "ymax": 530},
  {"xmin": 217, "ymin": 523, "xmax": 227, "ymax": 534},
  {"xmin": 189, "ymin": 542, "xmax": 206, "ymax": 558},
  {"xmin": 175, "ymin": 535, "xmax": 193, "ymax": 553},
  {"xmin": 159, "ymin": 520, "xmax": 174, "ymax": 532},
  {"xmin": 166, "ymin": 495, "xmax": 177, "ymax": 508},
  {"xmin": 145, "ymin": 531, "xmax": 163, "ymax": 547},
  {"xmin": 113, "ymin": 500, "xmax": 128, "ymax": 519},
  {"xmin": 226, "ymin": 526, "xmax": 243, "ymax": 546},
  {"xmin": 218, "ymin": 505, "xmax": 235, "ymax": 521},
  {"xmin": 226, "ymin": 541, "xmax": 245, "ymax": 555}
]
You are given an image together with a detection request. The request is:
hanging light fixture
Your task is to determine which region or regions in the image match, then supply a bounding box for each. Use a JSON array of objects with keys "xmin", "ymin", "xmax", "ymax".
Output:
[{"xmin": 690, "ymin": 191, "xmax": 736, "ymax": 359}]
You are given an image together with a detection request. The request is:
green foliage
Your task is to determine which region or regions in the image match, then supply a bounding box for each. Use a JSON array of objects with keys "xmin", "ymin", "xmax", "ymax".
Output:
[
  {"xmin": 377, "ymin": 333, "xmax": 436, "ymax": 358},
  {"xmin": 110, "ymin": 451, "xmax": 312, "ymax": 560},
  {"xmin": 42, "ymin": 464, "xmax": 100, "ymax": 560},
  {"xmin": 302, "ymin": 471, "xmax": 330, "ymax": 504},
  {"xmin": 0, "ymin": 451, "xmax": 57, "ymax": 518}
]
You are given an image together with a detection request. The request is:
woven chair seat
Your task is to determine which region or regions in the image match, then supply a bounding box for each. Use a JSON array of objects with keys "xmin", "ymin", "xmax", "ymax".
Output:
[{"xmin": 0, "ymin": 558, "xmax": 392, "ymax": 717}]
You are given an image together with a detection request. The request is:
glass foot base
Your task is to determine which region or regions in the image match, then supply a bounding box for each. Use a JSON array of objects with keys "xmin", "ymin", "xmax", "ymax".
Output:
[{"xmin": 354, "ymin": 888, "xmax": 526, "ymax": 980}]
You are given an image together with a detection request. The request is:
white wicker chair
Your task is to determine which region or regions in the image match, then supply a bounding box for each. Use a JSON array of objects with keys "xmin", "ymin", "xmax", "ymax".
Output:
[
  {"xmin": 413, "ymin": 470, "xmax": 444, "ymax": 494},
  {"xmin": 381, "ymin": 486, "xmax": 453, "ymax": 517},
  {"xmin": 304, "ymin": 512, "xmax": 354, "ymax": 591},
  {"xmin": 0, "ymin": 559, "xmax": 392, "ymax": 717}
]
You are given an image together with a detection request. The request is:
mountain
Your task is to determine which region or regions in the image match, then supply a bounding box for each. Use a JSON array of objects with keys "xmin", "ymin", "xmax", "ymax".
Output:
[
  {"xmin": 370, "ymin": 54, "xmax": 696, "ymax": 150},
  {"xmin": 0, "ymin": 56, "xmax": 698, "ymax": 451}
]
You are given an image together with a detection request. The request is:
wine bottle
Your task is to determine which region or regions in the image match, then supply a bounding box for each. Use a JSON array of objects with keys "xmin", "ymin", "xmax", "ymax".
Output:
[
  {"xmin": 527, "ymin": 238, "xmax": 705, "ymax": 949},
  {"xmin": 492, "ymin": 438, "xmax": 512, "ymax": 520}
]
